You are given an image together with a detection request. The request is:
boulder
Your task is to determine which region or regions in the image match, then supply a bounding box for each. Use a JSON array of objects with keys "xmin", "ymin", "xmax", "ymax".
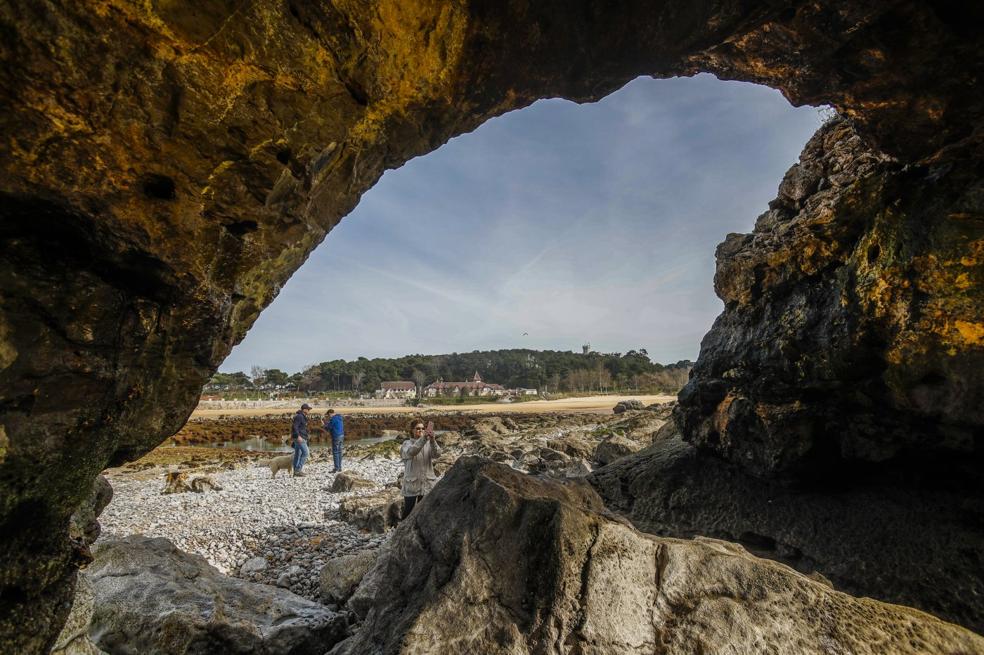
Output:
[
  {"xmin": 319, "ymin": 549, "xmax": 379, "ymax": 606},
  {"xmin": 613, "ymin": 399, "xmax": 645, "ymax": 414},
  {"xmin": 329, "ymin": 472, "xmax": 375, "ymax": 493},
  {"xmin": 337, "ymin": 488, "xmax": 402, "ymax": 533},
  {"xmin": 86, "ymin": 536, "xmax": 347, "ymax": 655},
  {"xmin": 336, "ymin": 457, "xmax": 983, "ymax": 654},
  {"xmin": 594, "ymin": 434, "xmax": 645, "ymax": 465},
  {"xmin": 589, "ymin": 425, "xmax": 984, "ymax": 633}
]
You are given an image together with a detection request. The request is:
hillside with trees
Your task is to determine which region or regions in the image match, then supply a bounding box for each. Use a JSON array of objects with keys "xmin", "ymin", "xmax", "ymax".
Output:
[{"xmin": 208, "ymin": 349, "xmax": 691, "ymax": 396}]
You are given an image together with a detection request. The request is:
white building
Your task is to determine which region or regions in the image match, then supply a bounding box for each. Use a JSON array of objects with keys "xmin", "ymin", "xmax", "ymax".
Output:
[{"xmin": 375, "ymin": 381, "xmax": 417, "ymax": 399}]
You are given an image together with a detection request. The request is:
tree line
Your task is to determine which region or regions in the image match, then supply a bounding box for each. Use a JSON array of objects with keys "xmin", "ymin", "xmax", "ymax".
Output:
[{"xmin": 207, "ymin": 349, "xmax": 692, "ymax": 395}]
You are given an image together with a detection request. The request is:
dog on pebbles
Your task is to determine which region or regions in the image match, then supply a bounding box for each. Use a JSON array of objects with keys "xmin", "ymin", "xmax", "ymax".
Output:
[{"xmin": 259, "ymin": 454, "xmax": 295, "ymax": 478}]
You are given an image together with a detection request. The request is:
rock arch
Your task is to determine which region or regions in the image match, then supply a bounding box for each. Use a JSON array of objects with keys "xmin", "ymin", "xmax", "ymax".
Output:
[{"xmin": 0, "ymin": 2, "xmax": 981, "ymax": 652}]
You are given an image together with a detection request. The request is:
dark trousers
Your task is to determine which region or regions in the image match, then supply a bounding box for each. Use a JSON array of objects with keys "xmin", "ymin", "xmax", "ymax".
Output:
[{"xmin": 402, "ymin": 495, "xmax": 422, "ymax": 519}]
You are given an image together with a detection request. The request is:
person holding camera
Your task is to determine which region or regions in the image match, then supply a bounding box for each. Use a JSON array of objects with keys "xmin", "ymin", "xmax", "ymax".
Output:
[{"xmin": 400, "ymin": 419, "xmax": 441, "ymax": 518}]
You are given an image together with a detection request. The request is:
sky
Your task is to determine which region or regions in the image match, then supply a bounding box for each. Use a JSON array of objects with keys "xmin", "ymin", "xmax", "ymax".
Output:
[{"xmin": 220, "ymin": 73, "xmax": 823, "ymax": 375}]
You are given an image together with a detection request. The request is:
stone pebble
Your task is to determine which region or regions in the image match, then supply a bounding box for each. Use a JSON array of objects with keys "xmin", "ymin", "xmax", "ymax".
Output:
[{"xmin": 98, "ymin": 455, "xmax": 398, "ymax": 601}]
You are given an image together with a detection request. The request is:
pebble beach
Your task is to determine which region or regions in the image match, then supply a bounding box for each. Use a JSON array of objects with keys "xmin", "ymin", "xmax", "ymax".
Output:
[{"xmin": 98, "ymin": 452, "xmax": 398, "ymax": 602}]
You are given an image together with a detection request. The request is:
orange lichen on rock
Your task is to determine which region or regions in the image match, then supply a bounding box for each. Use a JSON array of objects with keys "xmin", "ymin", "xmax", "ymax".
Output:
[{"xmin": 954, "ymin": 321, "xmax": 984, "ymax": 346}]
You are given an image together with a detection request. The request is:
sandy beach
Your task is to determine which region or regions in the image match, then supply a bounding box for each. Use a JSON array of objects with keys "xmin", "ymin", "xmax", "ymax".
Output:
[{"xmin": 191, "ymin": 394, "xmax": 676, "ymax": 418}]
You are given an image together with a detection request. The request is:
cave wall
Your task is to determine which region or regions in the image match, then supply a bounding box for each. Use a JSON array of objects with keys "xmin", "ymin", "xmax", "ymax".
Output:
[
  {"xmin": 675, "ymin": 117, "xmax": 984, "ymax": 477},
  {"xmin": 1, "ymin": 1, "xmax": 982, "ymax": 652}
]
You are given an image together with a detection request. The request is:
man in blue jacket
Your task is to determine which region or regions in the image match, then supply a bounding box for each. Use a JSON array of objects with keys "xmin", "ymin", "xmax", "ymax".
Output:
[
  {"xmin": 291, "ymin": 403, "xmax": 311, "ymax": 477},
  {"xmin": 324, "ymin": 408, "xmax": 345, "ymax": 472}
]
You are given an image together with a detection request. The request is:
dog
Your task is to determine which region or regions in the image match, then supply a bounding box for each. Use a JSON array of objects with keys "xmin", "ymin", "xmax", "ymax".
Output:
[{"xmin": 259, "ymin": 454, "xmax": 295, "ymax": 478}]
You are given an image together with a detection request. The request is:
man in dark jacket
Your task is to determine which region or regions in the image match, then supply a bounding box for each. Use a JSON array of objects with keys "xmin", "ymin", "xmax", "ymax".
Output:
[
  {"xmin": 291, "ymin": 403, "xmax": 311, "ymax": 477},
  {"xmin": 324, "ymin": 408, "xmax": 345, "ymax": 473}
]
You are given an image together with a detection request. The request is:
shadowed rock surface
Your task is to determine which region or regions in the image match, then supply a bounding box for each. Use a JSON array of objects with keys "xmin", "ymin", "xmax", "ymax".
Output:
[
  {"xmin": 1, "ymin": 1, "xmax": 983, "ymax": 651},
  {"xmin": 86, "ymin": 536, "xmax": 348, "ymax": 655},
  {"xmin": 590, "ymin": 423, "xmax": 984, "ymax": 633},
  {"xmin": 335, "ymin": 457, "xmax": 984, "ymax": 654}
]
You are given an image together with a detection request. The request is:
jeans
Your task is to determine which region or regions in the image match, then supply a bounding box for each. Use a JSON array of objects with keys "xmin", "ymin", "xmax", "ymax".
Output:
[
  {"xmin": 331, "ymin": 435, "xmax": 344, "ymax": 471},
  {"xmin": 292, "ymin": 439, "xmax": 309, "ymax": 472}
]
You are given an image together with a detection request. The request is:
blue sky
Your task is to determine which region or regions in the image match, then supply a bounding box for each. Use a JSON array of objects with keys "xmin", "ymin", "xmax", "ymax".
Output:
[{"xmin": 220, "ymin": 74, "xmax": 822, "ymax": 374}]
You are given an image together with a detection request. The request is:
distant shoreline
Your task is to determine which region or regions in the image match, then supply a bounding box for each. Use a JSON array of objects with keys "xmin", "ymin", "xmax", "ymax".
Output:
[{"xmin": 191, "ymin": 394, "xmax": 677, "ymax": 418}]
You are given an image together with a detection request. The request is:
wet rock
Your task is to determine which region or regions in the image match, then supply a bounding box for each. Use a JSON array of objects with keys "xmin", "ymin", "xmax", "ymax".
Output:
[
  {"xmin": 338, "ymin": 457, "xmax": 984, "ymax": 654},
  {"xmin": 86, "ymin": 536, "xmax": 347, "ymax": 654}
]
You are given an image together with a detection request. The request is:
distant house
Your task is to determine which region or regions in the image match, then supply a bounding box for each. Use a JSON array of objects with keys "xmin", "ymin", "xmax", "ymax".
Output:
[
  {"xmin": 424, "ymin": 372, "xmax": 506, "ymax": 398},
  {"xmin": 376, "ymin": 381, "xmax": 417, "ymax": 399}
]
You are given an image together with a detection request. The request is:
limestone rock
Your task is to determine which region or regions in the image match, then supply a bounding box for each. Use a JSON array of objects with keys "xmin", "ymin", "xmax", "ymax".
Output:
[
  {"xmin": 677, "ymin": 118, "xmax": 984, "ymax": 479},
  {"xmin": 319, "ymin": 549, "xmax": 379, "ymax": 606},
  {"xmin": 330, "ymin": 472, "xmax": 375, "ymax": 493},
  {"xmin": 613, "ymin": 399, "xmax": 645, "ymax": 414},
  {"xmin": 589, "ymin": 426, "xmax": 984, "ymax": 633},
  {"xmin": 337, "ymin": 488, "xmax": 402, "ymax": 533},
  {"xmin": 594, "ymin": 434, "xmax": 645, "ymax": 465},
  {"xmin": 337, "ymin": 457, "xmax": 984, "ymax": 654},
  {"xmin": 86, "ymin": 536, "xmax": 347, "ymax": 654}
]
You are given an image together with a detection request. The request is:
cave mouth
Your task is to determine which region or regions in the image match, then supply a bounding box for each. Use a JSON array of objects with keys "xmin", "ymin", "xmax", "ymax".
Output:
[{"xmin": 221, "ymin": 74, "xmax": 823, "ymax": 376}]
